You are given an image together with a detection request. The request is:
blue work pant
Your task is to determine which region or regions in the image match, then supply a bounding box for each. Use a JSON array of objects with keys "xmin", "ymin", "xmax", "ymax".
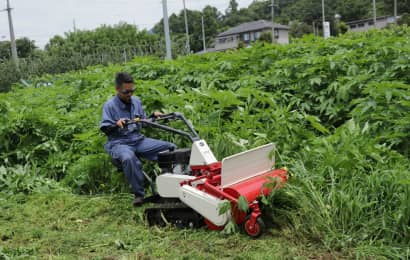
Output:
[{"xmin": 108, "ymin": 137, "xmax": 175, "ymax": 197}]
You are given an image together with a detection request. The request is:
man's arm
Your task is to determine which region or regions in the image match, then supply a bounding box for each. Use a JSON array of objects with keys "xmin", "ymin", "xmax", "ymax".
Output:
[
  {"xmin": 100, "ymin": 102, "xmax": 126, "ymax": 135},
  {"xmin": 100, "ymin": 124, "xmax": 118, "ymax": 135}
]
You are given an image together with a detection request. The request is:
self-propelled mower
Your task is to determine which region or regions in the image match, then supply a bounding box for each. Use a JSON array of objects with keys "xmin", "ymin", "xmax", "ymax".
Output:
[{"xmin": 125, "ymin": 112, "xmax": 288, "ymax": 238}]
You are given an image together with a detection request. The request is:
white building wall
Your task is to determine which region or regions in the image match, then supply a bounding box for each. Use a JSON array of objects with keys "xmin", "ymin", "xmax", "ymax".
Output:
[
  {"xmin": 348, "ymin": 17, "xmax": 396, "ymax": 32},
  {"xmin": 277, "ymin": 30, "xmax": 289, "ymax": 44},
  {"xmin": 214, "ymin": 36, "xmax": 240, "ymax": 51},
  {"xmin": 214, "ymin": 28, "xmax": 289, "ymax": 51}
]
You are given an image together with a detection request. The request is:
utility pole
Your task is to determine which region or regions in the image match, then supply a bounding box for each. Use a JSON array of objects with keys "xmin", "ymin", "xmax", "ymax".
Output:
[
  {"xmin": 321, "ymin": 0, "xmax": 330, "ymax": 38},
  {"xmin": 73, "ymin": 19, "xmax": 77, "ymax": 32},
  {"xmin": 321, "ymin": 0, "xmax": 325, "ymax": 25},
  {"xmin": 5, "ymin": 0, "xmax": 18, "ymax": 66},
  {"xmin": 321, "ymin": 0, "xmax": 325, "ymax": 34},
  {"xmin": 271, "ymin": 0, "xmax": 275, "ymax": 43},
  {"xmin": 372, "ymin": 0, "xmax": 377, "ymax": 28},
  {"xmin": 312, "ymin": 21, "xmax": 316, "ymax": 36},
  {"xmin": 162, "ymin": 0, "xmax": 172, "ymax": 60},
  {"xmin": 183, "ymin": 0, "xmax": 190, "ymax": 54},
  {"xmin": 201, "ymin": 15, "xmax": 206, "ymax": 53},
  {"xmin": 394, "ymin": 0, "xmax": 397, "ymax": 19}
]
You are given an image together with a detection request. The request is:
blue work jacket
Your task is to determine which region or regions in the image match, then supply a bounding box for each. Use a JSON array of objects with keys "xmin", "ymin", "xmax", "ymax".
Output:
[{"xmin": 100, "ymin": 95, "xmax": 146, "ymax": 150}]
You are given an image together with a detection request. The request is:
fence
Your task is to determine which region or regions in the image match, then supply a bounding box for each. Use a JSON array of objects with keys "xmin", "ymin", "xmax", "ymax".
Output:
[{"xmin": 0, "ymin": 40, "xmax": 187, "ymax": 93}]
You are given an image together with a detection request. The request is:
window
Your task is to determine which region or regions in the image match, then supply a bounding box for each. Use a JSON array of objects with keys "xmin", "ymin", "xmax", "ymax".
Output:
[
  {"xmin": 243, "ymin": 33, "xmax": 250, "ymax": 41},
  {"xmin": 368, "ymin": 21, "xmax": 374, "ymax": 25},
  {"xmin": 358, "ymin": 23, "xmax": 365, "ymax": 27},
  {"xmin": 255, "ymin": 31, "xmax": 261, "ymax": 39},
  {"xmin": 250, "ymin": 32, "xmax": 255, "ymax": 41},
  {"xmin": 274, "ymin": 29, "xmax": 279, "ymax": 39},
  {"xmin": 350, "ymin": 24, "xmax": 357, "ymax": 28}
]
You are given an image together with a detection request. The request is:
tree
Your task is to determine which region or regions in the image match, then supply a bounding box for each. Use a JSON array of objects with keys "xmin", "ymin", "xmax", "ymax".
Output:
[
  {"xmin": 226, "ymin": 0, "xmax": 239, "ymax": 14},
  {"xmin": 154, "ymin": 6, "xmax": 222, "ymax": 53},
  {"xmin": 383, "ymin": 0, "xmax": 410, "ymax": 16},
  {"xmin": 398, "ymin": 13, "xmax": 410, "ymax": 25},
  {"xmin": 202, "ymin": 6, "xmax": 222, "ymax": 47},
  {"xmin": 289, "ymin": 21, "xmax": 313, "ymax": 38},
  {"xmin": 45, "ymin": 23, "xmax": 163, "ymax": 58},
  {"xmin": 16, "ymin": 37, "xmax": 37, "ymax": 58},
  {"xmin": 0, "ymin": 37, "xmax": 37, "ymax": 60},
  {"xmin": 0, "ymin": 41, "xmax": 10, "ymax": 61}
]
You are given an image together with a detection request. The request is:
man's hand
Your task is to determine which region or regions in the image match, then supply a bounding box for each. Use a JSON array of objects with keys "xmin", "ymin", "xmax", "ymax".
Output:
[
  {"xmin": 152, "ymin": 111, "xmax": 163, "ymax": 118},
  {"xmin": 116, "ymin": 118, "xmax": 127, "ymax": 128}
]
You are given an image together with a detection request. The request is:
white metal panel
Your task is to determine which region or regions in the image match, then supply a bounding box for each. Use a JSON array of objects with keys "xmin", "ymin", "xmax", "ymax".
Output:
[
  {"xmin": 179, "ymin": 185, "xmax": 230, "ymax": 226},
  {"xmin": 189, "ymin": 140, "xmax": 218, "ymax": 166},
  {"xmin": 156, "ymin": 174, "xmax": 196, "ymax": 198},
  {"xmin": 323, "ymin": 21, "xmax": 331, "ymax": 39},
  {"xmin": 221, "ymin": 143, "xmax": 275, "ymax": 188}
]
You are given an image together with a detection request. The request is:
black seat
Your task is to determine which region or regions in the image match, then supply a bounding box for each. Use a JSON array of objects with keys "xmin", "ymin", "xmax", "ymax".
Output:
[{"xmin": 157, "ymin": 148, "xmax": 191, "ymax": 173}]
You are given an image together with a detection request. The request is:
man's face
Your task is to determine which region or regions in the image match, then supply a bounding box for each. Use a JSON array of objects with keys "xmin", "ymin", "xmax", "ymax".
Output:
[{"xmin": 116, "ymin": 82, "xmax": 135, "ymax": 103}]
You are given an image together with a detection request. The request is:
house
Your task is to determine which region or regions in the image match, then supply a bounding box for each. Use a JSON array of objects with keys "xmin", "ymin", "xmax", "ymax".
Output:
[
  {"xmin": 212, "ymin": 20, "xmax": 289, "ymax": 52},
  {"xmin": 346, "ymin": 16, "xmax": 398, "ymax": 32}
]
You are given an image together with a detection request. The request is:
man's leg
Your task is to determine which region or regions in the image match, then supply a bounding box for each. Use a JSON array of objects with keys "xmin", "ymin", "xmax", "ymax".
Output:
[
  {"xmin": 109, "ymin": 144, "xmax": 144, "ymax": 198},
  {"xmin": 134, "ymin": 137, "xmax": 176, "ymax": 161}
]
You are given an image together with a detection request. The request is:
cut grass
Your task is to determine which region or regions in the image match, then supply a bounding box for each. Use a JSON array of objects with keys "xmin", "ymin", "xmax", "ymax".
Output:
[{"xmin": 1, "ymin": 192, "xmax": 347, "ymax": 259}]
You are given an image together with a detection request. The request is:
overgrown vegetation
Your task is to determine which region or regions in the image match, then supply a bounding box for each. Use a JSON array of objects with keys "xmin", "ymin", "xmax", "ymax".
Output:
[
  {"xmin": 0, "ymin": 23, "xmax": 172, "ymax": 93},
  {"xmin": 2, "ymin": 0, "xmax": 410, "ymax": 93},
  {"xmin": 1, "ymin": 27, "xmax": 409, "ymax": 258}
]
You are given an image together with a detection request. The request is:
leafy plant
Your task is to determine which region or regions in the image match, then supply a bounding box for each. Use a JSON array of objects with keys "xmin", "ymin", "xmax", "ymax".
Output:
[{"xmin": 0, "ymin": 26, "xmax": 409, "ymax": 257}]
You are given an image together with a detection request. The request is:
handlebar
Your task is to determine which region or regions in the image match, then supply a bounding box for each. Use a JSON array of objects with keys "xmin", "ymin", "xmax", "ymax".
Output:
[{"xmin": 124, "ymin": 112, "xmax": 200, "ymax": 142}]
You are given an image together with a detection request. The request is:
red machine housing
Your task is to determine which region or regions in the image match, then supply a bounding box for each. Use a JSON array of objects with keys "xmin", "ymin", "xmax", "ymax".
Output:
[{"xmin": 183, "ymin": 163, "xmax": 288, "ymax": 237}]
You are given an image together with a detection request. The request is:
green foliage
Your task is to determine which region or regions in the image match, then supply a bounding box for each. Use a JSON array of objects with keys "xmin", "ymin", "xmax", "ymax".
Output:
[
  {"xmin": 45, "ymin": 23, "xmax": 163, "ymax": 58},
  {"xmin": 158, "ymin": 0, "xmax": 388, "ymax": 44},
  {"xmin": 0, "ymin": 165, "xmax": 64, "ymax": 195},
  {"xmin": 257, "ymin": 31, "xmax": 272, "ymax": 43},
  {"xmin": 218, "ymin": 200, "xmax": 231, "ymax": 215},
  {"xmin": 398, "ymin": 13, "xmax": 410, "ymax": 25},
  {"xmin": 0, "ymin": 37, "xmax": 37, "ymax": 60},
  {"xmin": 154, "ymin": 6, "xmax": 222, "ymax": 53},
  {"xmin": 277, "ymin": 121, "xmax": 410, "ymax": 247},
  {"xmin": 237, "ymin": 196, "xmax": 249, "ymax": 212},
  {"xmin": 0, "ymin": 23, "xmax": 165, "ymax": 93},
  {"xmin": 351, "ymin": 81, "xmax": 410, "ymax": 156},
  {"xmin": 63, "ymin": 154, "xmax": 129, "ymax": 194},
  {"xmin": 0, "ymin": 27, "xmax": 410, "ymax": 257},
  {"xmin": 289, "ymin": 21, "xmax": 314, "ymax": 38}
]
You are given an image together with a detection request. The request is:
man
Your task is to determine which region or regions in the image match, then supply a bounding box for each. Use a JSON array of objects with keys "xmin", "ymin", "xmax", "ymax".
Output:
[{"xmin": 100, "ymin": 72, "xmax": 175, "ymax": 206}]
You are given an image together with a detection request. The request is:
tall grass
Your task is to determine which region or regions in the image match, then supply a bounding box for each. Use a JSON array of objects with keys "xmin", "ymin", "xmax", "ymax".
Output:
[{"xmin": 271, "ymin": 121, "xmax": 410, "ymax": 253}]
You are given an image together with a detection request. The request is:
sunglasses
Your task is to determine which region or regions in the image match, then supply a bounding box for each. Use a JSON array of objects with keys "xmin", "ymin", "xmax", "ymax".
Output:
[{"xmin": 120, "ymin": 88, "xmax": 135, "ymax": 95}]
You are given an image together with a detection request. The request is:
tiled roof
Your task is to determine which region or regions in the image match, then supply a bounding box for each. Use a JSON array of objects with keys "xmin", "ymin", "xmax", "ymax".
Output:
[{"xmin": 217, "ymin": 20, "xmax": 289, "ymax": 37}]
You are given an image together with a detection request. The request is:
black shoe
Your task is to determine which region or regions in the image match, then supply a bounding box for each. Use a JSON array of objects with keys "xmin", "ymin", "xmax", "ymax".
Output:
[{"xmin": 133, "ymin": 196, "xmax": 144, "ymax": 207}]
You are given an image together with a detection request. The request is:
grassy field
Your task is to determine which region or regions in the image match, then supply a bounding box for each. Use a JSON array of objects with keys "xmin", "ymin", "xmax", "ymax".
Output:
[{"xmin": 0, "ymin": 192, "xmax": 345, "ymax": 260}]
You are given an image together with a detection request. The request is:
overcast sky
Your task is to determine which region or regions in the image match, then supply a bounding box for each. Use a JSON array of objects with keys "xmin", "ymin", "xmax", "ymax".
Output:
[{"xmin": 0, "ymin": 0, "xmax": 254, "ymax": 48}]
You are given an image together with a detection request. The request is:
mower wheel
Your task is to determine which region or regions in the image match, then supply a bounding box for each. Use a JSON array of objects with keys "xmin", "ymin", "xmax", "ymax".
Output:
[{"xmin": 243, "ymin": 216, "xmax": 265, "ymax": 238}]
